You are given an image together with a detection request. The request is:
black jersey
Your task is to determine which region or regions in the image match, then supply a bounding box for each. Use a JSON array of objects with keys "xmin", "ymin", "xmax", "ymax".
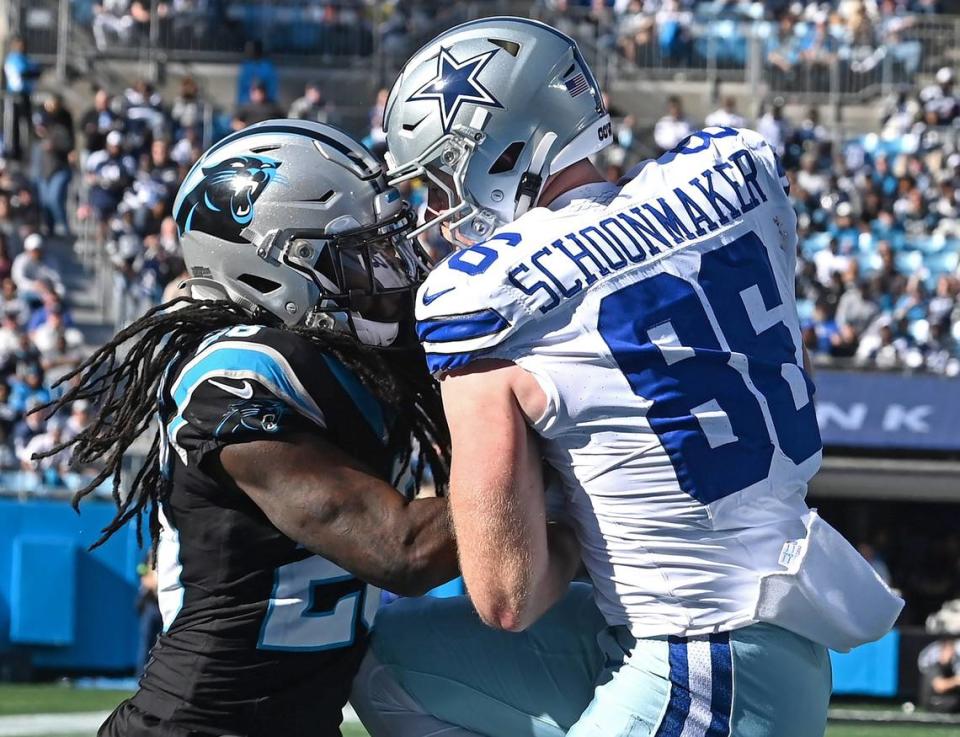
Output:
[{"xmin": 129, "ymin": 325, "xmax": 394, "ymax": 737}]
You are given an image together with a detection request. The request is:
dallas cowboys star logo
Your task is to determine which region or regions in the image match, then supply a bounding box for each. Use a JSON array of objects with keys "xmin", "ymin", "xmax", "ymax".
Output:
[{"xmin": 407, "ymin": 47, "xmax": 503, "ymax": 132}]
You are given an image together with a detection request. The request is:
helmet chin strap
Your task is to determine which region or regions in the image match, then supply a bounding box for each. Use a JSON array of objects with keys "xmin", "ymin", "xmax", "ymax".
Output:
[
  {"xmin": 352, "ymin": 316, "xmax": 400, "ymax": 347},
  {"xmin": 514, "ymin": 131, "xmax": 557, "ymax": 218}
]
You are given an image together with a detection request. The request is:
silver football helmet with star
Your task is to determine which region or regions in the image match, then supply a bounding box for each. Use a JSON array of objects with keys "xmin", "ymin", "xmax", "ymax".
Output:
[
  {"xmin": 172, "ymin": 120, "xmax": 429, "ymax": 347},
  {"xmin": 384, "ymin": 16, "xmax": 611, "ymax": 245}
]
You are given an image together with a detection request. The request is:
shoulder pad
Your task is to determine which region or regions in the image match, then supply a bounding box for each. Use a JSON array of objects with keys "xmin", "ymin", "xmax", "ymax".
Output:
[
  {"xmin": 416, "ymin": 224, "xmax": 554, "ymax": 375},
  {"xmin": 627, "ymin": 127, "xmax": 789, "ymax": 201},
  {"xmin": 732, "ymin": 127, "xmax": 790, "ymax": 197},
  {"xmin": 163, "ymin": 325, "xmax": 332, "ymax": 466}
]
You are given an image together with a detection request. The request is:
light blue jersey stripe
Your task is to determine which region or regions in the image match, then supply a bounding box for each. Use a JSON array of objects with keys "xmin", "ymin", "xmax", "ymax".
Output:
[{"xmin": 165, "ymin": 341, "xmax": 326, "ymax": 462}]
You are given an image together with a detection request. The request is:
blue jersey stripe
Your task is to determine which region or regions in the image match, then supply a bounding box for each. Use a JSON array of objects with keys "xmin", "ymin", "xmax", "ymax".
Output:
[
  {"xmin": 416, "ymin": 309, "xmax": 509, "ymax": 344},
  {"xmin": 655, "ymin": 637, "xmax": 691, "ymax": 737},
  {"xmin": 707, "ymin": 632, "xmax": 733, "ymax": 737},
  {"xmin": 425, "ymin": 351, "xmax": 482, "ymax": 375},
  {"xmin": 321, "ymin": 354, "xmax": 387, "ymax": 441},
  {"xmin": 171, "ymin": 345, "xmax": 323, "ymax": 426}
]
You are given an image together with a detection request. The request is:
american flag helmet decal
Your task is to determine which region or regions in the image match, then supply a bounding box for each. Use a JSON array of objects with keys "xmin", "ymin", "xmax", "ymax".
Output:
[{"xmin": 564, "ymin": 72, "xmax": 589, "ymax": 97}]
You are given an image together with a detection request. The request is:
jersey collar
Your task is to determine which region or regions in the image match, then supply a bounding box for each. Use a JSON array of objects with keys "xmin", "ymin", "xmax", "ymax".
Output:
[{"xmin": 545, "ymin": 181, "xmax": 620, "ymax": 212}]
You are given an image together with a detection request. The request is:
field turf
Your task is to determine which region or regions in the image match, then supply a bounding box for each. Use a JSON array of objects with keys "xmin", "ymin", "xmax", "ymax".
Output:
[{"xmin": 0, "ymin": 685, "xmax": 954, "ymax": 737}]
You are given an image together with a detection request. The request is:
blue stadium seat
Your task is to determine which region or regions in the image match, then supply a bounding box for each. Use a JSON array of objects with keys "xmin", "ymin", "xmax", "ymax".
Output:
[
  {"xmin": 895, "ymin": 250, "xmax": 923, "ymax": 275},
  {"xmin": 925, "ymin": 250, "xmax": 960, "ymax": 275}
]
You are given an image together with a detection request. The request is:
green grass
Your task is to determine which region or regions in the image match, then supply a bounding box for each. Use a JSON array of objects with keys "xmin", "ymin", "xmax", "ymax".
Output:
[
  {"xmin": 0, "ymin": 684, "xmax": 132, "ymax": 716},
  {"xmin": 19, "ymin": 725, "xmax": 959, "ymax": 737},
  {"xmin": 1, "ymin": 685, "xmax": 955, "ymax": 737},
  {"xmin": 827, "ymin": 727, "xmax": 959, "ymax": 737}
]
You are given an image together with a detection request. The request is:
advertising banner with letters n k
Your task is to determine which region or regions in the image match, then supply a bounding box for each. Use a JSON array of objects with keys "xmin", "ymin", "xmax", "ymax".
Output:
[{"xmin": 814, "ymin": 370, "xmax": 960, "ymax": 451}]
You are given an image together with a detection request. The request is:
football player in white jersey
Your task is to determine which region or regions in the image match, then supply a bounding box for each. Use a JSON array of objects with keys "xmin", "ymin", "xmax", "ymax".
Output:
[{"xmin": 351, "ymin": 17, "xmax": 904, "ymax": 737}]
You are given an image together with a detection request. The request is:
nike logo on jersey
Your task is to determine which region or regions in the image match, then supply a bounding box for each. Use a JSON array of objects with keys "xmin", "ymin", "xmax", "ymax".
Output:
[
  {"xmin": 422, "ymin": 286, "xmax": 456, "ymax": 305},
  {"xmin": 208, "ymin": 378, "xmax": 255, "ymax": 399}
]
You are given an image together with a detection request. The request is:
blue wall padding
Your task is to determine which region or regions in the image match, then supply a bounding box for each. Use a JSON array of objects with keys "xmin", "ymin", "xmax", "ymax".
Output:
[
  {"xmin": 0, "ymin": 497, "xmax": 142, "ymax": 671},
  {"xmin": 11, "ymin": 537, "xmax": 77, "ymax": 645},
  {"xmin": 830, "ymin": 629, "xmax": 900, "ymax": 697}
]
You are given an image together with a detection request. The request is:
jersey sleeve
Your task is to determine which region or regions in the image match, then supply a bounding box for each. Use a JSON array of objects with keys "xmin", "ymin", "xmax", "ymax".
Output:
[
  {"xmin": 163, "ymin": 326, "xmax": 344, "ymax": 468},
  {"xmin": 415, "ymin": 230, "xmax": 545, "ymax": 377}
]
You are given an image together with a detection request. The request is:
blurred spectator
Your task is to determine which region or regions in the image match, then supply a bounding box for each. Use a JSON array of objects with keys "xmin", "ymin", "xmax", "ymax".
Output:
[
  {"xmin": 21, "ymin": 415, "xmax": 69, "ymax": 486},
  {"xmin": 857, "ymin": 317, "xmax": 912, "ymax": 369},
  {"xmin": 919, "ymin": 638, "xmax": 960, "ymax": 713},
  {"xmin": 757, "ymin": 100, "xmax": 790, "ymax": 156},
  {"xmin": 11, "ymin": 234, "xmax": 64, "ymax": 305},
  {"xmin": 237, "ymin": 40, "xmax": 278, "ymax": 105},
  {"xmin": 0, "ymin": 381, "xmax": 17, "ymax": 467},
  {"xmin": 657, "ymin": 0, "xmax": 694, "ymax": 65},
  {"xmin": 27, "ymin": 291, "xmax": 73, "ymax": 333},
  {"xmin": 31, "ymin": 302, "xmax": 82, "ymax": 354},
  {"xmin": 11, "ymin": 398, "xmax": 45, "ymax": 464},
  {"xmin": 3, "ymin": 37, "xmax": 40, "ymax": 161},
  {"xmin": 813, "ymin": 237, "xmax": 851, "ymax": 285},
  {"xmin": 85, "ymin": 131, "xmax": 137, "ymax": 231},
  {"xmin": 0, "ymin": 232, "xmax": 13, "ymax": 283},
  {"xmin": 33, "ymin": 95, "xmax": 76, "ymax": 237},
  {"xmin": 93, "ymin": 0, "xmax": 137, "ymax": 50},
  {"xmin": 919, "ymin": 67, "xmax": 959, "ymax": 126},
  {"xmin": 653, "ymin": 96, "xmax": 692, "ymax": 152},
  {"xmin": 144, "ymin": 138, "xmax": 180, "ymax": 207},
  {"xmin": 80, "ymin": 88, "xmax": 122, "ymax": 154},
  {"xmin": 857, "ymin": 542, "xmax": 892, "ymax": 585},
  {"xmin": 9, "ymin": 363, "xmax": 52, "ymax": 415},
  {"xmin": 365, "ymin": 88, "xmax": 390, "ymax": 159},
  {"xmin": 62, "ymin": 400, "xmax": 91, "ymax": 444},
  {"xmin": 171, "ymin": 76, "xmax": 204, "ymax": 134},
  {"xmin": 171, "ymin": 126, "xmax": 202, "ymax": 168},
  {"xmin": 767, "ymin": 12, "xmax": 803, "ymax": 88},
  {"xmin": 123, "ymin": 80, "xmax": 166, "ymax": 155},
  {"xmin": 289, "ymin": 83, "xmax": 333, "ymax": 124},
  {"xmin": 704, "ymin": 96, "xmax": 746, "ymax": 129},
  {"xmin": 0, "ymin": 306, "xmax": 23, "ymax": 369},
  {"xmin": 108, "ymin": 209, "xmax": 148, "ymax": 331},
  {"xmin": 882, "ymin": 87, "xmax": 921, "ymax": 139},
  {"xmin": 232, "ymin": 82, "xmax": 283, "ymax": 131}
]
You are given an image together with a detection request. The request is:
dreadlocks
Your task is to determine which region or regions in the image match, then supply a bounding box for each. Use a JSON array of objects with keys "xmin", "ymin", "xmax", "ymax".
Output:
[{"xmin": 39, "ymin": 296, "xmax": 450, "ymax": 550}]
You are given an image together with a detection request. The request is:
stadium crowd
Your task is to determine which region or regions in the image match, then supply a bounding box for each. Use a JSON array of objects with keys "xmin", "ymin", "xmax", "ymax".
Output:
[
  {"xmin": 82, "ymin": 0, "xmax": 460, "ymax": 57},
  {"xmin": 594, "ymin": 78, "xmax": 960, "ymax": 376},
  {"xmin": 545, "ymin": 0, "xmax": 943, "ymax": 83},
  {"xmin": 1, "ymin": 34, "xmax": 959, "ymax": 490}
]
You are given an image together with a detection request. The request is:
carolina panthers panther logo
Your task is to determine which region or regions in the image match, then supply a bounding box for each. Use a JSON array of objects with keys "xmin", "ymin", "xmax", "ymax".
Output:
[
  {"xmin": 214, "ymin": 398, "xmax": 289, "ymax": 437},
  {"xmin": 175, "ymin": 155, "xmax": 283, "ymax": 243}
]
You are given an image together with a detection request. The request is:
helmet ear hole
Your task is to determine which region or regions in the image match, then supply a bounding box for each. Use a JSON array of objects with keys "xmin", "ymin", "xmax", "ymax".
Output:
[
  {"xmin": 489, "ymin": 141, "xmax": 526, "ymax": 174},
  {"xmin": 237, "ymin": 273, "xmax": 282, "ymax": 294}
]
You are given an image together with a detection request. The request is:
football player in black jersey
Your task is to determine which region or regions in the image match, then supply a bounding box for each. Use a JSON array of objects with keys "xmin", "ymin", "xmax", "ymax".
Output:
[{"xmin": 40, "ymin": 121, "xmax": 458, "ymax": 737}]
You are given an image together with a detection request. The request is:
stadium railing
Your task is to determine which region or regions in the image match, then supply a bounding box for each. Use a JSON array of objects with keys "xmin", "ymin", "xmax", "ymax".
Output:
[{"xmin": 532, "ymin": 5, "xmax": 960, "ymax": 106}]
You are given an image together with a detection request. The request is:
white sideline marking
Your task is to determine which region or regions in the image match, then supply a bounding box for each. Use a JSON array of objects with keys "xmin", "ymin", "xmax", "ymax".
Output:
[
  {"xmin": 0, "ymin": 711, "xmax": 111, "ymax": 736},
  {"xmin": 0, "ymin": 707, "xmax": 360, "ymax": 736}
]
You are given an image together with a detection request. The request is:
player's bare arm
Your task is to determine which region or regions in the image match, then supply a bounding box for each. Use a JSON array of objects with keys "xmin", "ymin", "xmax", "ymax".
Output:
[
  {"xmin": 216, "ymin": 433, "xmax": 457, "ymax": 597},
  {"xmin": 441, "ymin": 359, "xmax": 579, "ymax": 631}
]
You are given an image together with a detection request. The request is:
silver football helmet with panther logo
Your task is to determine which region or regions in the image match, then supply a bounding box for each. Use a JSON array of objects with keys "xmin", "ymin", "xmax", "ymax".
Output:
[
  {"xmin": 172, "ymin": 120, "xmax": 428, "ymax": 347},
  {"xmin": 383, "ymin": 16, "xmax": 611, "ymax": 245}
]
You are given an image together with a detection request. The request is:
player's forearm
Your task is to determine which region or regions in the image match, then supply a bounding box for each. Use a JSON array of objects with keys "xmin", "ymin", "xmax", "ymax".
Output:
[
  {"xmin": 286, "ymin": 490, "xmax": 457, "ymax": 597},
  {"xmin": 510, "ymin": 521, "xmax": 581, "ymax": 631},
  {"xmin": 458, "ymin": 510, "xmax": 577, "ymax": 633},
  {"xmin": 374, "ymin": 496, "xmax": 459, "ymax": 596},
  {"xmin": 219, "ymin": 437, "xmax": 458, "ymax": 596}
]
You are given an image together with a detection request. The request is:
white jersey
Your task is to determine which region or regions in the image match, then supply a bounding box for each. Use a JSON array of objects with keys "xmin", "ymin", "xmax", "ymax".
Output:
[{"xmin": 416, "ymin": 127, "xmax": 825, "ymax": 637}]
